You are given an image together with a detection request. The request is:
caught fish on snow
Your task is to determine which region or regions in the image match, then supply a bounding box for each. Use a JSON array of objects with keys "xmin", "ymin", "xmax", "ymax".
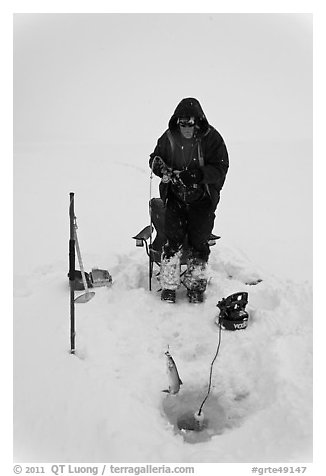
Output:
[{"xmin": 163, "ymin": 350, "xmax": 183, "ymax": 395}]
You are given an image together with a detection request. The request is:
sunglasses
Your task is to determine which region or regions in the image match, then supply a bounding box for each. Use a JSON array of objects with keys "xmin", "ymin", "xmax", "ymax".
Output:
[{"xmin": 179, "ymin": 120, "xmax": 195, "ymax": 128}]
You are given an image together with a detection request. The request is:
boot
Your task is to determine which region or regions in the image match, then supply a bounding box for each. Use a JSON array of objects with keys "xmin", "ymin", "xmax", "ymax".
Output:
[
  {"xmin": 187, "ymin": 288, "xmax": 205, "ymax": 303},
  {"xmin": 159, "ymin": 250, "xmax": 181, "ymax": 303},
  {"xmin": 161, "ymin": 289, "xmax": 176, "ymax": 303},
  {"xmin": 184, "ymin": 258, "xmax": 207, "ymax": 304}
]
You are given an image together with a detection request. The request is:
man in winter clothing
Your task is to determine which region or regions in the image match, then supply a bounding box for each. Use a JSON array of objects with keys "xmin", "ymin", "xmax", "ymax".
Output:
[{"xmin": 149, "ymin": 98, "xmax": 229, "ymax": 303}]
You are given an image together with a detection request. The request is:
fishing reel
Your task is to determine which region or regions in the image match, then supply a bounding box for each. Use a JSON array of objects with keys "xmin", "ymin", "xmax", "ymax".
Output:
[{"xmin": 216, "ymin": 292, "xmax": 249, "ymax": 331}]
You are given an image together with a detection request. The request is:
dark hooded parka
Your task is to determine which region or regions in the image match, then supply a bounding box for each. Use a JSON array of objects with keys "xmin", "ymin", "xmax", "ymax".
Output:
[
  {"xmin": 149, "ymin": 98, "xmax": 229, "ymax": 261},
  {"xmin": 149, "ymin": 97, "xmax": 229, "ymax": 209}
]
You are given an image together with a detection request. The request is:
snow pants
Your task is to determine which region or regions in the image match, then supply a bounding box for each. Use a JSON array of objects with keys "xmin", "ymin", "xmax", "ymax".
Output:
[
  {"xmin": 159, "ymin": 194, "xmax": 216, "ymax": 291},
  {"xmin": 164, "ymin": 194, "xmax": 216, "ymax": 261}
]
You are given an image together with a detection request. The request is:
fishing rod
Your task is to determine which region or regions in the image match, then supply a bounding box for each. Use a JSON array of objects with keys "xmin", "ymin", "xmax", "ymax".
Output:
[{"xmin": 149, "ymin": 158, "xmax": 156, "ymax": 291}]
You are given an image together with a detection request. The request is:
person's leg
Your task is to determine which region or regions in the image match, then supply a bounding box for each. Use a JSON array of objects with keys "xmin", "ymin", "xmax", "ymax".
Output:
[
  {"xmin": 187, "ymin": 197, "xmax": 216, "ymax": 260},
  {"xmin": 184, "ymin": 198, "xmax": 216, "ymax": 302},
  {"xmin": 160, "ymin": 197, "xmax": 186, "ymax": 302},
  {"xmin": 163, "ymin": 196, "xmax": 187, "ymax": 256}
]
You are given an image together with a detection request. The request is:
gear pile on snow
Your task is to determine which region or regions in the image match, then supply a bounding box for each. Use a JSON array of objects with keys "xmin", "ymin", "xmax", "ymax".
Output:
[
  {"xmin": 71, "ymin": 268, "xmax": 112, "ymax": 291},
  {"xmin": 216, "ymin": 292, "xmax": 249, "ymax": 331}
]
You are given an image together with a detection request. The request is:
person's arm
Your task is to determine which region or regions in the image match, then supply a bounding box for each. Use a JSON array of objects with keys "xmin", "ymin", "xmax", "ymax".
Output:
[{"xmin": 201, "ymin": 130, "xmax": 229, "ymax": 191}]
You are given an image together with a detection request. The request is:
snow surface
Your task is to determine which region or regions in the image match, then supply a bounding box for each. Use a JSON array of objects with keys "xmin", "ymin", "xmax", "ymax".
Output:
[
  {"xmin": 13, "ymin": 143, "xmax": 312, "ymax": 463},
  {"xmin": 12, "ymin": 12, "xmax": 313, "ymax": 467}
]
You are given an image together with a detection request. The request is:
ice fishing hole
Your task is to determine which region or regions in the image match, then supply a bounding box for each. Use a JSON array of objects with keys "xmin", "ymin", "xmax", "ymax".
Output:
[{"xmin": 161, "ymin": 388, "xmax": 231, "ymax": 444}]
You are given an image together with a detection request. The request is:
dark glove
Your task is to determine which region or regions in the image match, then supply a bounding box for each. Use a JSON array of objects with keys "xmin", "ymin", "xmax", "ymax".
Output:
[
  {"xmin": 151, "ymin": 156, "xmax": 166, "ymax": 177},
  {"xmin": 178, "ymin": 169, "xmax": 203, "ymax": 186}
]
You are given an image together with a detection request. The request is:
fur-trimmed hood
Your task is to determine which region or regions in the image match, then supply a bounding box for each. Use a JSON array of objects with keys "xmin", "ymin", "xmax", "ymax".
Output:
[{"xmin": 168, "ymin": 98, "xmax": 209, "ymax": 135}]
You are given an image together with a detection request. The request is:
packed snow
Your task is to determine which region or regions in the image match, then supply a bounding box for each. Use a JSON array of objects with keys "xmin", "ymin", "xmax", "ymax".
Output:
[
  {"xmin": 12, "ymin": 12, "xmax": 313, "ymax": 469},
  {"xmin": 13, "ymin": 143, "xmax": 312, "ymax": 464}
]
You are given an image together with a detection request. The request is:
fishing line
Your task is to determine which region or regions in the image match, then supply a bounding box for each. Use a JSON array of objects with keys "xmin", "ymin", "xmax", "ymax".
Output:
[
  {"xmin": 149, "ymin": 155, "xmax": 162, "ymax": 200},
  {"xmin": 149, "ymin": 157, "xmax": 161, "ymax": 228},
  {"xmin": 197, "ymin": 321, "xmax": 222, "ymax": 415},
  {"xmin": 149, "ymin": 156, "xmax": 161, "ymax": 291}
]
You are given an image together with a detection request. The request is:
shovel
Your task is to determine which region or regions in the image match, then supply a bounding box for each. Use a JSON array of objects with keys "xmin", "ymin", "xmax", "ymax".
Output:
[{"xmin": 74, "ymin": 225, "xmax": 95, "ymax": 304}]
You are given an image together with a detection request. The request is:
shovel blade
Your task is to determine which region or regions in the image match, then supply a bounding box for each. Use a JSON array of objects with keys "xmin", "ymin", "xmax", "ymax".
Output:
[{"xmin": 75, "ymin": 291, "xmax": 96, "ymax": 303}]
